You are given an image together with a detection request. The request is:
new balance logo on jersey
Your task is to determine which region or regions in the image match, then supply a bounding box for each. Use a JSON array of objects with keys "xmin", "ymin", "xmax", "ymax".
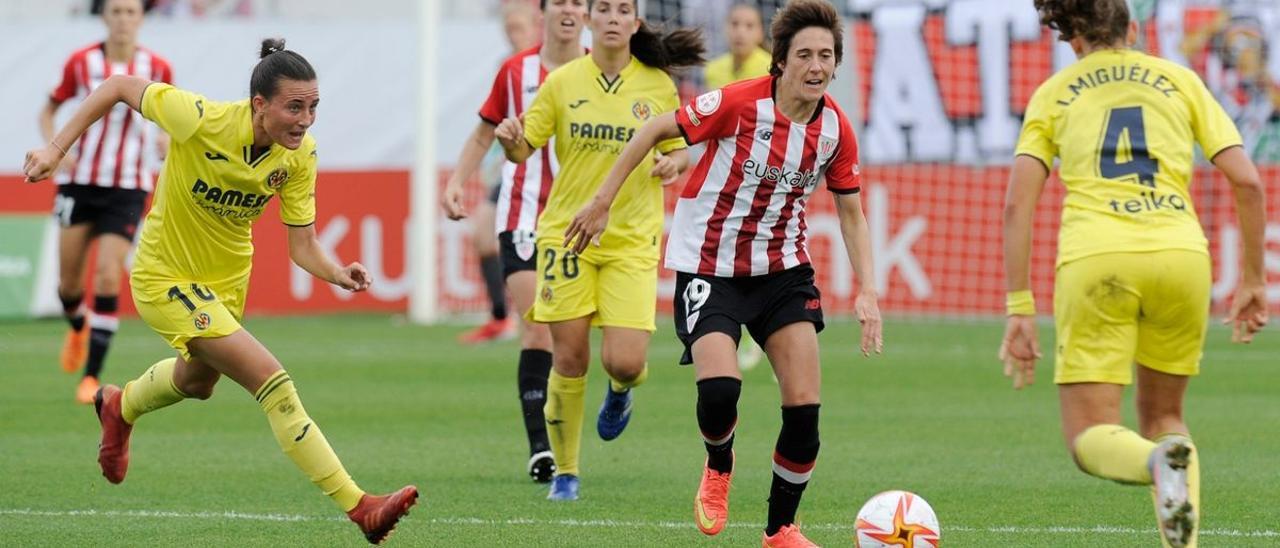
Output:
[
  {"xmin": 757, "ymin": 128, "xmax": 773, "ymax": 141},
  {"xmin": 741, "ymin": 158, "xmax": 819, "ymax": 190},
  {"xmin": 204, "ymin": 151, "xmax": 228, "ymax": 162},
  {"xmin": 569, "ymin": 99, "xmax": 589, "ymax": 109}
]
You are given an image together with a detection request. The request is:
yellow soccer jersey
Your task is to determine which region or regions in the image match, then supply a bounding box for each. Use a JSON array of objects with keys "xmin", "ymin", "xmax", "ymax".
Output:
[
  {"xmin": 703, "ymin": 47, "xmax": 771, "ymax": 91},
  {"xmin": 1017, "ymin": 49, "xmax": 1242, "ymax": 267},
  {"xmin": 522, "ymin": 55, "xmax": 685, "ymax": 252},
  {"xmin": 133, "ymin": 83, "xmax": 317, "ymax": 286}
]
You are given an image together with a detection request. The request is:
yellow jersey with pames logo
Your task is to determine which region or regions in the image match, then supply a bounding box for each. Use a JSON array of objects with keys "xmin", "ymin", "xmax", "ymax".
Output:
[
  {"xmin": 132, "ymin": 83, "xmax": 317, "ymax": 288},
  {"xmin": 1016, "ymin": 49, "xmax": 1242, "ymax": 267},
  {"xmin": 521, "ymin": 55, "xmax": 685, "ymax": 253},
  {"xmin": 703, "ymin": 47, "xmax": 771, "ymax": 91}
]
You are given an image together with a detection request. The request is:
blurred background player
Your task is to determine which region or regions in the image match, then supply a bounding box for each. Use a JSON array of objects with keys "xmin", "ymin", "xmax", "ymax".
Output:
[
  {"xmin": 441, "ymin": 0, "xmax": 589, "ymax": 483},
  {"xmin": 701, "ymin": 2, "xmax": 771, "ymax": 371},
  {"xmin": 1002, "ymin": 1, "xmax": 1269, "ymax": 546},
  {"xmin": 702, "ymin": 3, "xmax": 771, "ymax": 92},
  {"xmin": 566, "ymin": 1, "xmax": 882, "ymax": 544},
  {"xmin": 455, "ymin": 1, "xmax": 541, "ymax": 345},
  {"xmin": 39, "ymin": 0, "xmax": 173, "ymax": 404},
  {"xmin": 23, "ymin": 38, "xmax": 418, "ymax": 545},
  {"xmin": 494, "ymin": 0, "xmax": 703, "ymax": 502}
]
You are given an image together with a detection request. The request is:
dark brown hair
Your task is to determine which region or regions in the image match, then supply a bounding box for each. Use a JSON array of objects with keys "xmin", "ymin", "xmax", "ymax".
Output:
[
  {"xmin": 768, "ymin": 0, "xmax": 843, "ymax": 77},
  {"xmin": 250, "ymin": 38, "xmax": 317, "ymax": 100},
  {"xmin": 1035, "ymin": 0, "xmax": 1130, "ymax": 46},
  {"xmin": 630, "ymin": 20, "xmax": 706, "ymax": 74}
]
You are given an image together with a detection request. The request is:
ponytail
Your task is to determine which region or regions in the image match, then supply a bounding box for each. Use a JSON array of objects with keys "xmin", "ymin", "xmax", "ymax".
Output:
[{"xmin": 630, "ymin": 21, "xmax": 706, "ymax": 74}]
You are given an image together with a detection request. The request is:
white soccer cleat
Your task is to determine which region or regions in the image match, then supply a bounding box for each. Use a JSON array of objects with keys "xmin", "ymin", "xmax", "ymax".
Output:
[{"xmin": 1150, "ymin": 437, "xmax": 1195, "ymax": 548}]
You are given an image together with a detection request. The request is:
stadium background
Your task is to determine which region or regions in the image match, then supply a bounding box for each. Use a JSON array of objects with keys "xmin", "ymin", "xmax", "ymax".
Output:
[{"xmin": 0, "ymin": 0, "xmax": 1276, "ymax": 322}]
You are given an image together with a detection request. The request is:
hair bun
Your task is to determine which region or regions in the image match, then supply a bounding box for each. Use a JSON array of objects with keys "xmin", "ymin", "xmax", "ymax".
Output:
[{"xmin": 260, "ymin": 38, "xmax": 287, "ymax": 59}]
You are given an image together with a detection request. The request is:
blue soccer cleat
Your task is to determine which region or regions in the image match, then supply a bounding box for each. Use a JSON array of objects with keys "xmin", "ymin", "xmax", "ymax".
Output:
[
  {"xmin": 546, "ymin": 474, "xmax": 579, "ymax": 501},
  {"xmin": 596, "ymin": 385, "xmax": 633, "ymax": 441}
]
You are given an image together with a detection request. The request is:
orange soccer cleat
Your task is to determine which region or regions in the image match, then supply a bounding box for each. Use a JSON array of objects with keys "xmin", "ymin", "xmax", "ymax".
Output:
[
  {"xmin": 347, "ymin": 486, "xmax": 420, "ymax": 545},
  {"xmin": 457, "ymin": 317, "xmax": 516, "ymax": 344},
  {"xmin": 76, "ymin": 376, "xmax": 100, "ymax": 405},
  {"xmin": 93, "ymin": 384, "xmax": 132, "ymax": 484},
  {"xmin": 694, "ymin": 461, "xmax": 733, "ymax": 536},
  {"xmin": 762, "ymin": 524, "xmax": 819, "ymax": 548},
  {"xmin": 61, "ymin": 322, "xmax": 90, "ymax": 373}
]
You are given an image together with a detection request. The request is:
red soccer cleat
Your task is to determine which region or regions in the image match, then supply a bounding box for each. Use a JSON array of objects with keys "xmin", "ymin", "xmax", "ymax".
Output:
[
  {"xmin": 762, "ymin": 524, "xmax": 819, "ymax": 548},
  {"xmin": 694, "ymin": 461, "xmax": 733, "ymax": 536},
  {"xmin": 457, "ymin": 317, "xmax": 515, "ymax": 344},
  {"xmin": 61, "ymin": 322, "xmax": 90, "ymax": 374},
  {"xmin": 347, "ymin": 486, "xmax": 420, "ymax": 544},
  {"xmin": 93, "ymin": 384, "xmax": 132, "ymax": 484}
]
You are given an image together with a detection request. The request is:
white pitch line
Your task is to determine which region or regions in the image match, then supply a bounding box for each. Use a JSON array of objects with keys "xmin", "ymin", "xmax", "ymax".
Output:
[{"xmin": 2, "ymin": 509, "xmax": 1277, "ymax": 538}]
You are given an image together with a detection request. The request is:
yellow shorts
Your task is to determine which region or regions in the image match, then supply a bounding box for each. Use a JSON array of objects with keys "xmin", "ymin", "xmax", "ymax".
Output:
[
  {"xmin": 530, "ymin": 240, "xmax": 658, "ymax": 331},
  {"xmin": 132, "ymin": 277, "xmax": 246, "ymax": 360},
  {"xmin": 1053, "ymin": 249, "xmax": 1210, "ymax": 385}
]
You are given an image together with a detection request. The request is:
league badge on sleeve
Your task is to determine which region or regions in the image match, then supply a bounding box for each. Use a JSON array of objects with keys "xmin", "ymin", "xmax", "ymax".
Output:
[{"xmin": 695, "ymin": 90, "xmax": 722, "ymax": 117}]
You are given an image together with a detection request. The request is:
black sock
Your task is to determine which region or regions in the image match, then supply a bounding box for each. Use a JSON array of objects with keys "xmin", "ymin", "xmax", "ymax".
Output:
[
  {"xmin": 518, "ymin": 349, "xmax": 553, "ymax": 454},
  {"xmin": 696, "ymin": 377, "xmax": 741, "ymax": 473},
  {"xmin": 480, "ymin": 254, "xmax": 507, "ymax": 320},
  {"xmin": 85, "ymin": 295, "xmax": 119, "ymax": 378},
  {"xmin": 766, "ymin": 404, "xmax": 820, "ymax": 536},
  {"xmin": 59, "ymin": 291, "xmax": 85, "ymax": 331}
]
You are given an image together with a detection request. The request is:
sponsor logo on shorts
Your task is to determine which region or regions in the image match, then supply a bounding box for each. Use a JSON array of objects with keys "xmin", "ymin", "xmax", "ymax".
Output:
[
  {"xmin": 805, "ymin": 298, "xmax": 821, "ymax": 310},
  {"xmin": 193, "ymin": 312, "xmax": 212, "ymax": 330},
  {"xmin": 541, "ymin": 286, "xmax": 554, "ymax": 302}
]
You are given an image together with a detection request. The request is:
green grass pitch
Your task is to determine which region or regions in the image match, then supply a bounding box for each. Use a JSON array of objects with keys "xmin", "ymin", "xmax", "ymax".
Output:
[{"xmin": 1, "ymin": 315, "xmax": 1276, "ymax": 546}]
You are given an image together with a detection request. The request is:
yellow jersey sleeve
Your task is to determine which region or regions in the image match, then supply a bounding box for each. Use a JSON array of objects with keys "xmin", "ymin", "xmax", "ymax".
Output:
[
  {"xmin": 523, "ymin": 73, "xmax": 559, "ymax": 150},
  {"xmin": 141, "ymin": 83, "xmax": 206, "ymax": 144},
  {"xmin": 279, "ymin": 138, "xmax": 318, "ymax": 226},
  {"xmin": 1182, "ymin": 69, "xmax": 1243, "ymax": 159},
  {"xmin": 656, "ymin": 81, "xmax": 686, "ymax": 154},
  {"xmin": 1015, "ymin": 83, "xmax": 1057, "ymax": 169}
]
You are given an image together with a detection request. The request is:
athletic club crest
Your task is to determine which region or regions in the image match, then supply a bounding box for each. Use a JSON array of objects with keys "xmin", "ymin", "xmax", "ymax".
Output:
[
  {"xmin": 817, "ymin": 138, "xmax": 837, "ymax": 162},
  {"xmin": 266, "ymin": 168, "xmax": 288, "ymax": 190},
  {"xmin": 631, "ymin": 101, "xmax": 652, "ymax": 121},
  {"xmin": 516, "ymin": 241, "xmax": 535, "ymax": 261},
  {"xmin": 193, "ymin": 312, "xmax": 211, "ymax": 331}
]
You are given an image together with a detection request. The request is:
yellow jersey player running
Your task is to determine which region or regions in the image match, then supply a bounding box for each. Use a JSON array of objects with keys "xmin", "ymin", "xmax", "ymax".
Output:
[
  {"xmin": 23, "ymin": 38, "xmax": 418, "ymax": 545},
  {"xmin": 494, "ymin": 0, "xmax": 704, "ymax": 501},
  {"xmin": 1001, "ymin": 2, "xmax": 1268, "ymax": 547}
]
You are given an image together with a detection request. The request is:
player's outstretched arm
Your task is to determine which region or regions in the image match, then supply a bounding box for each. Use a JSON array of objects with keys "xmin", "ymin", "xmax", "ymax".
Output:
[
  {"xmin": 1212, "ymin": 145, "xmax": 1269, "ymax": 343},
  {"xmin": 834, "ymin": 191, "xmax": 882, "ymax": 357},
  {"xmin": 287, "ymin": 224, "xmax": 371, "ymax": 292},
  {"xmin": 999, "ymin": 155, "xmax": 1049, "ymax": 389},
  {"xmin": 24, "ymin": 75, "xmax": 151, "ymax": 183},
  {"xmin": 564, "ymin": 112, "xmax": 682, "ymax": 253},
  {"xmin": 441, "ymin": 121, "xmax": 499, "ymax": 220}
]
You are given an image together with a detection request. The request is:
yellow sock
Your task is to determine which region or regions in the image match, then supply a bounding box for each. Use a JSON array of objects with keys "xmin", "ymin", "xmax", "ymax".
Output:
[
  {"xmin": 1152, "ymin": 434, "xmax": 1199, "ymax": 548},
  {"xmin": 1073, "ymin": 424, "xmax": 1156, "ymax": 484},
  {"xmin": 544, "ymin": 370, "xmax": 586, "ymax": 476},
  {"xmin": 121, "ymin": 358, "xmax": 188, "ymax": 424},
  {"xmin": 608, "ymin": 363, "xmax": 648, "ymax": 393},
  {"xmin": 256, "ymin": 370, "xmax": 365, "ymax": 512}
]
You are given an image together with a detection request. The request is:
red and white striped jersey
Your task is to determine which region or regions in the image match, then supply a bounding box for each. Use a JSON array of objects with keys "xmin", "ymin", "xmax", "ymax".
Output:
[
  {"xmin": 669, "ymin": 76, "xmax": 862, "ymax": 277},
  {"xmin": 50, "ymin": 42, "xmax": 174, "ymax": 192},
  {"xmin": 478, "ymin": 44, "xmax": 558, "ymax": 235}
]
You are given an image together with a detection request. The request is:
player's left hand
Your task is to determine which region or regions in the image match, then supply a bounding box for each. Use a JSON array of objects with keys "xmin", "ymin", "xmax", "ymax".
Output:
[
  {"xmin": 650, "ymin": 153, "xmax": 681, "ymax": 186},
  {"xmin": 853, "ymin": 289, "xmax": 883, "ymax": 356},
  {"xmin": 334, "ymin": 262, "xmax": 372, "ymax": 292},
  {"xmin": 1224, "ymin": 282, "xmax": 1268, "ymax": 343},
  {"xmin": 564, "ymin": 199, "xmax": 608, "ymax": 254},
  {"xmin": 23, "ymin": 145, "xmax": 64, "ymax": 183},
  {"xmin": 999, "ymin": 315, "xmax": 1041, "ymax": 390}
]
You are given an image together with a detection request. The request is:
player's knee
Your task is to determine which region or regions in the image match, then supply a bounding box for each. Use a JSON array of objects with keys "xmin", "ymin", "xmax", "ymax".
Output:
[
  {"xmin": 177, "ymin": 378, "xmax": 216, "ymax": 400},
  {"xmin": 521, "ymin": 324, "xmax": 553, "ymax": 351},
  {"xmin": 601, "ymin": 354, "xmax": 645, "ymax": 382},
  {"xmin": 696, "ymin": 377, "xmax": 741, "ymax": 411},
  {"xmin": 553, "ymin": 350, "xmax": 590, "ymax": 376}
]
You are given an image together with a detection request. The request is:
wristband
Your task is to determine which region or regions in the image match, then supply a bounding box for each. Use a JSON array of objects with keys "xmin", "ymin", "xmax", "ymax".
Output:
[{"xmin": 1006, "ymin": 290, "xmax": 1036, "ymax": 316}]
